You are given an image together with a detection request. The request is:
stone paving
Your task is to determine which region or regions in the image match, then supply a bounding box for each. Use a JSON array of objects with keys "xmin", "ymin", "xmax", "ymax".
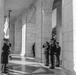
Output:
[{"xmin": 2, "ymin": 57, "xmax": 70, "ymax": 75}]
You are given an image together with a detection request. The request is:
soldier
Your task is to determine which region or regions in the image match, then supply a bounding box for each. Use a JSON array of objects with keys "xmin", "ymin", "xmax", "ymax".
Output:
[
  {"xmin": 49, "ymin": 39, "xmax": 56, "ymax": 69},
  {"xmin": 32, "ymin": 43, "xmax": 35, "ymax": 57},
  {"xmin": 1, "ymin": 39, "xmax": 10, "ymax": 73},
  {"xmin": 55, "ymin": 42, "xmax": 61, "ymax": 67},
  {"xmin": 43, "ymin": 41, "xmax": 50, "ymax": 66}
]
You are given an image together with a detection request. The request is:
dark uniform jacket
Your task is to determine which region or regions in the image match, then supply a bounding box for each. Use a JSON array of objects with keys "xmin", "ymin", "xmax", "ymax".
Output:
[
  {"xmin": 50, "ymin": 44, "xmax": 56, "ymax": 55},
  {"xmin": 43, "ymin": 43, "xmax": 50, "ymax": 54},
  {"xmin": 56, "ymin": 46, "xmax": 61, "ymax": 55},
  {"xmin": 1, "ymin": 43, "xmax": 9, "ymax": 64}
]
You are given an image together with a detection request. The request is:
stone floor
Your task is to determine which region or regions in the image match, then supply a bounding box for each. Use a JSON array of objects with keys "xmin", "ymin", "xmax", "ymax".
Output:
[{"xmin": 1, "ymin": 56, "xmax": 70, "ymax": 75}]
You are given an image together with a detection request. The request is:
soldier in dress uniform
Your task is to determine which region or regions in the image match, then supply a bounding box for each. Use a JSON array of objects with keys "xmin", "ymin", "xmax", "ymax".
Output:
[
  {"xmin": 43, "ymin": 41, "xmax": 50, "ymax": 66},
  {"xmin": 1, "ymin": 38, "xmax": 10, "ymax": 73},
  {"xmin": 55, "ymin": 42, "xmax": 61, "ymax": 67},
  {"xmin": 49, "ymin": 39, "xmax": 56, "ymax": 69}
]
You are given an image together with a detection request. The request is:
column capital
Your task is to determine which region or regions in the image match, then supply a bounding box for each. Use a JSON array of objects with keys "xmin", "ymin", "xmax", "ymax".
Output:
[{"xmin": 41, "ymin": 0, "xmax": 54, "ymax": 11}]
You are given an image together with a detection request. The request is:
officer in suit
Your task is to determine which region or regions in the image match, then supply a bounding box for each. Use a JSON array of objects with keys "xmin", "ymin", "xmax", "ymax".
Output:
[
  {"xmin": 43, "ymin": 41, "xmax": 50, "ymax": 66},
  {"xmin": 49, "ymin": 39, "xmax": 56, "ymax": 69},
  {"xmin": 55, "ymin": 42, "xmax": 61, "ymax": 67}
]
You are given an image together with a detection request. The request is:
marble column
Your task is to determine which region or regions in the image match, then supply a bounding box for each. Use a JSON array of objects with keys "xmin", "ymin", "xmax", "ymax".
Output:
[
  {"xmin": 35, "ymin": 0, "xmax": 42, "ymax": 62},
  {"xmin": 73, "ymin": 0, "xmax": 76, "ymax": 74},
  {"xmin": 56, "ymin": 2, "xmax": 62, "ymax": 62},
  {"xmin": 42, "ymin": 0, "xmax": 54, "ymax": 63},
  {"xmin": 35, "ymin": 0, "xmax": 54, "ymax": 62},
  {"xmin": 21, "ymin": 14, "xmax": 26, "ymax": 56},
  {"xmin": 0, "ymin": 0, "xmax": 4, "ymax": 74},
  {"xmin": 56, "ymin": 3, "xmax": 62, "ymax": 46}
]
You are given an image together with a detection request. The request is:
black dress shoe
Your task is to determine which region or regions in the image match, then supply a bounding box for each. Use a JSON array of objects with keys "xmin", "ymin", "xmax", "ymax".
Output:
[
  {"xmin": 2, "ymin": 71, "xmax": 4, "ymax": 73},
  {"xmin": 4, "ymin": 71, "xmax": 8, "ymax": 74},
  {"xmin": 45, "ymin": 64, "xmax": 49, "ymax": 66},
  {"xmin": 56, "ymin": 65, "xmax": 60, "ymax": 67},
  {"xmin": 49, "ymin": 66, "xmax": 55, "ymax": 69}
]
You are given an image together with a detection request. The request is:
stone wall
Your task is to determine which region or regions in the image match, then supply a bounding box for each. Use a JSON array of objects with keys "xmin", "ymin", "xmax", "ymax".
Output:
[
  {"xmin": 26, "ymin": 5, "xmax": 36, "ymax": 57},
  {"xmin": 26, "ymin": 23, "xmax": 36, "ymax": 57},
  {"xmin": 14, "ymin": 19, "xmax": 22, "ymax": 54},
  {"xmin": 10, "ymin": 23, "xmax": 15, "ymax": 53},
  {"xmin": 62, "ymin": 0, "xmax": 75, "ymax": 74}
]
